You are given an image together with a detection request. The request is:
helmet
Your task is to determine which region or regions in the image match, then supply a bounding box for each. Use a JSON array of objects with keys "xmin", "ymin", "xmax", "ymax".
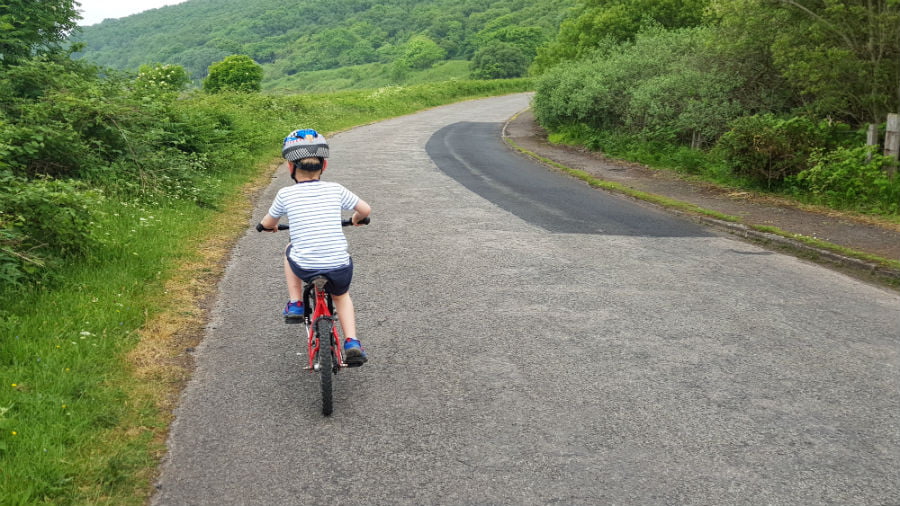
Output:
[{"xmin": 282, "ymin": 128, "xmax": 329, "ymax": 161}]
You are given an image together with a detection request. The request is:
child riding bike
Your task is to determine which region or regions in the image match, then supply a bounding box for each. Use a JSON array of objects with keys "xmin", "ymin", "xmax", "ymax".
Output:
[{"xmin": 257, "ymin": 129, "xmax": 371, "ymax": 366}]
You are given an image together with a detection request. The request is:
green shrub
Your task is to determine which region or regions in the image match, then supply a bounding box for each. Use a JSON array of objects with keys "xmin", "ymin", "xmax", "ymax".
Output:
[
  {"xmin": 715, "ymin": 114, "xmax": 852, "ymax": 186},
  {"xmin": 396, "ymin": 36, "xmax": 446, "ymax": 70},
  {"xmin": 470, "ymin": 42, "xmax": 530, "ymax": 79},
  {"xmin": 532, "ymin": 25, "xmax": 741, "ymax": 141},
  {"xmin": 203, "ymin": 55, "xmax": 263, "ymax": 93},
  {"xmin": 795, "ymin": 147, "xmax": 900, "ymax": 214},
  {"xmin": 134, "ymin": 63, "xmax": 191, "ymax": 95},
  {"xmin": 0, "ymin": 176, "xmax": 103, "ymax": 284}
]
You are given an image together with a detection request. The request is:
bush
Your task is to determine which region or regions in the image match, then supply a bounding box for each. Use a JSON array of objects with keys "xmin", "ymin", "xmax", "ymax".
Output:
[
  {"xmin": 203, "ymin": 55, "xmax": 263, "ymax": 93},
  {"xmin": 396, "ymin": 36, "xmax": 446, "ymax": 70},
  {"xmin": 532, "ymin": 26, "xmax": 737, "ymax": 138},
  {"xmin": 134, "ymin": 63, "xmax": 191, "ymax": 95},
  {"xmin": 795, "ymin": 147, "xmax": 900, "ymax": 213},
  {"xmin": 470, "ymin": 42, "xmax": 530, "ymax": 79},
  {"xmin": 715, "ymin": 114, "xmax": 851, "ymax": 186},
  {"xmin": 0, "ymin": 176, "xmax": 103, "ymax": 284}
]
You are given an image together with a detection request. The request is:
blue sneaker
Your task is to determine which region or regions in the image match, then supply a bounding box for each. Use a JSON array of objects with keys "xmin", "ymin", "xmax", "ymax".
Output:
[
  {"xmin": 343, "ymin": 338, "xmax": 367, "ymax": 366},
  {"xmin": 283, "ymin": 301, "xmax": 304, "ymax": 320}
]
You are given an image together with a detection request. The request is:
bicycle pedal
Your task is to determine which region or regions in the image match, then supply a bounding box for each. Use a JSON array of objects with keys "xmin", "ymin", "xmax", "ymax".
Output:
[{"xmin": 283, "ymin": 318, "xmax": 303, "ymax": 325}]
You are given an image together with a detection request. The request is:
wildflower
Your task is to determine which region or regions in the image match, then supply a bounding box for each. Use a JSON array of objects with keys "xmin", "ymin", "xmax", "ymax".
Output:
[
  {"xmin": 11, "ymin": 431, "xmax": 16, "ymax": 436},
  {"xmin": 11, "ymin": 384, "xmax": 16, "ymax": 388}
]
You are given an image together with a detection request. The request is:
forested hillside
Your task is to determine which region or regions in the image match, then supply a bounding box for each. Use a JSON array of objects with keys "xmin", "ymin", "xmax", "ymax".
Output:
[{"xmin": 72, "ymin": 0, "xmax": 575, "ymax": 85}]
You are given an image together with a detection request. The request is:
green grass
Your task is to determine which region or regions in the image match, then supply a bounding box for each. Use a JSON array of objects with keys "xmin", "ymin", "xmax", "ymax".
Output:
[
  {"xmin": 0, "ymin": 200, "xmax": 204, "ymax": 505},
  {"xmin": 0, "ymin": 79, "xmax": 534, "ymax": 505}
]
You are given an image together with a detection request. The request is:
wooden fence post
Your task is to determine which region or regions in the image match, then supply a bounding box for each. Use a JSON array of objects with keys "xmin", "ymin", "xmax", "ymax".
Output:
[
  {"xmin": 866, "ymin": 123, "xmax": 878, "ymax": 162},
  {"xmin": 885, "ymin": 113, "xmax": 900, "ymax": 159}
]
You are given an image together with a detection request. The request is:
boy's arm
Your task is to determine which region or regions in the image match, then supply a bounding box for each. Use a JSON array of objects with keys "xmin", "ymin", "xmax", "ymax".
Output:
[
  {"xmin": 259, "ymin": 213, "xmax": 279, "ymax": 232},
  {"xmin": 351, "ymin": 199, "xmax": 371, "ymax": 226}
]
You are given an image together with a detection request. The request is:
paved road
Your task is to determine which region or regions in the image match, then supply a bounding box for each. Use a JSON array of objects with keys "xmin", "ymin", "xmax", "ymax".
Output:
[{"xmin": 153, "ymin": 94, "xmax": 900, "ymax": 505}]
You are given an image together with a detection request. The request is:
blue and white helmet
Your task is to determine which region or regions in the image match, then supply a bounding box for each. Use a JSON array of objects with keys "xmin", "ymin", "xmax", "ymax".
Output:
[{"xmin": 282, "ymin": 128, "xmax": 329, "ymax": 161}]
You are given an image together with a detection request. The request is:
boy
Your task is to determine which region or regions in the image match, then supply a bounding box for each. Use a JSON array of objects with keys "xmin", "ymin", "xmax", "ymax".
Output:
[{"xmin": 258, "ymin": 129, "xmax": 371, "ymax": 365}]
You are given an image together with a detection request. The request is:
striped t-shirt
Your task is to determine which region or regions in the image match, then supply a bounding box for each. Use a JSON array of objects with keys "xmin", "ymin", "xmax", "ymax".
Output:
[{"xmin": 268, "ymin": 180, "xmax": 360, "ymax": 269}]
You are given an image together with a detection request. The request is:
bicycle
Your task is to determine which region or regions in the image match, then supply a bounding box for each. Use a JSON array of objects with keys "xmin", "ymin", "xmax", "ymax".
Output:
[{"xmin": 257, "ymin": 217, "xmax": 369, "ymax": 416}]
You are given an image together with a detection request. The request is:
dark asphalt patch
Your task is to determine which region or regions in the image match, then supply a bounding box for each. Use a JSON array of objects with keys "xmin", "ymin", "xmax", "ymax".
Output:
[{"xmin": 426, "ymin": 121, "xmax": 712, "ymax": 237}]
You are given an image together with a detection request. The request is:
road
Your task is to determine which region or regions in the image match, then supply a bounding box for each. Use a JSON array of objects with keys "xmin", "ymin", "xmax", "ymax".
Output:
[{"xmin": 153, "ymin": 93, "xmax": 900, "ymax": 505}]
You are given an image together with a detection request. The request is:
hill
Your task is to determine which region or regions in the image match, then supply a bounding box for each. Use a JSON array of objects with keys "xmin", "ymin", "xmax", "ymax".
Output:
[{"xmin": 72, "ymin": 0, "xmax": 575, "ymax": 88}]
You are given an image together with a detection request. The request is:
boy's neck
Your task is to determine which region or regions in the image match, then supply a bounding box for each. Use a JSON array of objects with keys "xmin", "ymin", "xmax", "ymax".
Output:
[{"xmin": 294, "ymin": 173, "xmax": 321, "ymax": 183}]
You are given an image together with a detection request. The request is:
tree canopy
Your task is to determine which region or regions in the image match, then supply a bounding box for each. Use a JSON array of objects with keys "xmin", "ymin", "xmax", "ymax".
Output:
[{"xmin": 0, "ymin": 0, "xmax": 80, "ymax": 64}]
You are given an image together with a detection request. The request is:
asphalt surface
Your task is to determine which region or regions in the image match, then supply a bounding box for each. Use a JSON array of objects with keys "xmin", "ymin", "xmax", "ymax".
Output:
[{"xmin": 152, "ymin": 93, "xmax": 900, "ymax": 505}]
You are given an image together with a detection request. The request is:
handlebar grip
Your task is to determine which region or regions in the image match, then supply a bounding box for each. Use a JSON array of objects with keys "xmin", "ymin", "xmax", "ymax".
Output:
[
  {"xmin": 255, "ymin": 222, "xmax": 291, "ymax": 232},
  {"xmin": 342, "ymin": 217, "xmax": 371, "ymax": 227}
]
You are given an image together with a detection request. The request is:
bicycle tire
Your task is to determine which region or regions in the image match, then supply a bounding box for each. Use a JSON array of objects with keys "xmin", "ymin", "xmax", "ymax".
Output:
[{"xmin": 316, "ymin": 318, "xmax": 334, "ymax": 416}]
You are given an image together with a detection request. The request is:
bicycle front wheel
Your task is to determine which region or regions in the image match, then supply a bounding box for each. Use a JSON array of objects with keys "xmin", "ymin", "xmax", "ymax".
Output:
[{"xmin": 316, "ymin": 319, "xmax": 334, "ymax": 416}]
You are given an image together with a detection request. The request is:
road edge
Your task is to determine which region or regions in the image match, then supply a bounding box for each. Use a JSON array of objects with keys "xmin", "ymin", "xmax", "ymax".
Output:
[{"xmin": 501, "ymin": 109, "xmax": 900, "ymax": 290}]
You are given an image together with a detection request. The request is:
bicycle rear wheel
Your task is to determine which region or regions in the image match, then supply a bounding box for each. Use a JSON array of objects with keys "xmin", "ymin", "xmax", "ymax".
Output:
[{"xmin": 316, "ymin": 318, "xmax": 334, "ymax": 416}]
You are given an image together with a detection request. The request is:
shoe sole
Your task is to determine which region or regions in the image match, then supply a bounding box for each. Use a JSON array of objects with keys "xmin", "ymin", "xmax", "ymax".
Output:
[
  {"xmin": 283, "ymin": 314, "xmax": 303, "ymax": 324},
  {"xmin": 344, "ymin": 348, "xmax": 367, "ymax": 366}
]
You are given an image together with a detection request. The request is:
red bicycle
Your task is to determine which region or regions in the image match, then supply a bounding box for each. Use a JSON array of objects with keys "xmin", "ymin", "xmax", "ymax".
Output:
[{"xmin": 269, "ymin": 218, "xmax": 369, "ymax": 416}]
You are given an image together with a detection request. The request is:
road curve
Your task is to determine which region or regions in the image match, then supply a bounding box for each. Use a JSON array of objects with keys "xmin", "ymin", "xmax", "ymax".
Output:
[{"xmin": 153, "ymin": 93, "xmax": 900, "ymax": 505}]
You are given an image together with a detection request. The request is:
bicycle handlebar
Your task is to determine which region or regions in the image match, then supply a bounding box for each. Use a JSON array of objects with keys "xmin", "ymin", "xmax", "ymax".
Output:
[{"xmin": 256, "ymin": 217, "xmax": 370, "ymax": 232}]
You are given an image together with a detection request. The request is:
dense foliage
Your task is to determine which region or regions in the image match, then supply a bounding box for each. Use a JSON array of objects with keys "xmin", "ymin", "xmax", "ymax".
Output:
[
  {"xmin": 72, "ymin": 0, "xmax": 575, "ymax": 85},
  {"xmin": 0, "ymin": 0, "xmax": 79, "ymax": 64},
  {"xmin": 533, "ymin": 0, "xmax": 900, "ymax": 212},
  {"xmin": 532, "ymin": 0, "xmax": 709, "ymax": 72},
  {"xmin": 203, "ymin": 54, "xmax": 264, "ymax": 92}
]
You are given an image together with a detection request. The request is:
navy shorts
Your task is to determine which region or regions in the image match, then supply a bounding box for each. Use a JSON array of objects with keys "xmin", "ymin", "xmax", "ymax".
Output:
[{"xmin": 285, "ymin": 245, "xmax": 353, "ymax": 296}]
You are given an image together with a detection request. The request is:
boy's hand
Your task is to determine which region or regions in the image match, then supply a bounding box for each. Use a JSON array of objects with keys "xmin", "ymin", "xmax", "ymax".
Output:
[{"xmin": 257, "ymin": 214, "xmax": 280, "ymax": 232}]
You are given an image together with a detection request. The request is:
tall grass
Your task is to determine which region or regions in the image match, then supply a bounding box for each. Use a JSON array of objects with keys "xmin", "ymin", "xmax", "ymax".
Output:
[{"xmin": 0, "ymin": 79, "xmax": 533, "ymax": 505}]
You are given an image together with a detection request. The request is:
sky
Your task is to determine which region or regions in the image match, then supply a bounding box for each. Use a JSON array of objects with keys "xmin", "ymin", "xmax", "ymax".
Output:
[{"xmin": 76, "ymin": 0, "xmax": 190, "ymax": 26}]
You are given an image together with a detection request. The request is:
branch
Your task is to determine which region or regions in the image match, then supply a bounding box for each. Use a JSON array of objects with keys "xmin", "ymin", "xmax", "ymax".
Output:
[{"xmin": 775, "ymin": 0, "xmax": 858, "ymax": 50}]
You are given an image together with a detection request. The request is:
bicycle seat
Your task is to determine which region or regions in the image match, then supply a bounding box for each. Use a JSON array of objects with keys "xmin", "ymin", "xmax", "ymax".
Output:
[{"xmin": 309, "ymin": 275, "xmax": 330, "ymax": 291}]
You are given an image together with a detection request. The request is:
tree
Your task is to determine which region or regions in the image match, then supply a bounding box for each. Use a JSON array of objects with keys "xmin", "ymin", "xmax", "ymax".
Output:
[
  {"xmin": 202, "ymin": 55, "xmax": 263, "ymax": 93},
  {"xmin": 470, "ymin": 42, "xmax": 530, "ymax": 79},
  {"xmin": 396, "ymin": 35, "xmax": 446, "ymax": 70},
  {"xmin": 475, "ymin": 26, "xmax": 546, "ymax": 59},
  {"xmin": 769, "ymin": 0, "xmax": 900, "ymax": 125},
  {"xmin": 532, "ymin": 0, "xmax": 709, "ymax": 73},
  {"xmin": 0, "ymin": 0, "xmax": 79, "ymax": 65}
]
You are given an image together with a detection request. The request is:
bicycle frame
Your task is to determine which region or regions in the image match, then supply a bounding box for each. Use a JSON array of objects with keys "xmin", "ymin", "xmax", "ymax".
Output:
[{"xmin": 303, "ymin": 277, "xmax": 344, "ymax": 371}]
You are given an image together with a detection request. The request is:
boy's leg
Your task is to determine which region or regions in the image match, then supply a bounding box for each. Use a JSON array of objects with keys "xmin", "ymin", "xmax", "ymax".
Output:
[
  {"xmin": 284, "ymin": 256, "xmax": 303, "ymax": 301},
  {"xmin": 331, "ymin": 292, "xmax": 356, "ymax": 338},
  {"xmin": 334, "ymin": 292, "xmax": 366, "ymax": 365}
]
